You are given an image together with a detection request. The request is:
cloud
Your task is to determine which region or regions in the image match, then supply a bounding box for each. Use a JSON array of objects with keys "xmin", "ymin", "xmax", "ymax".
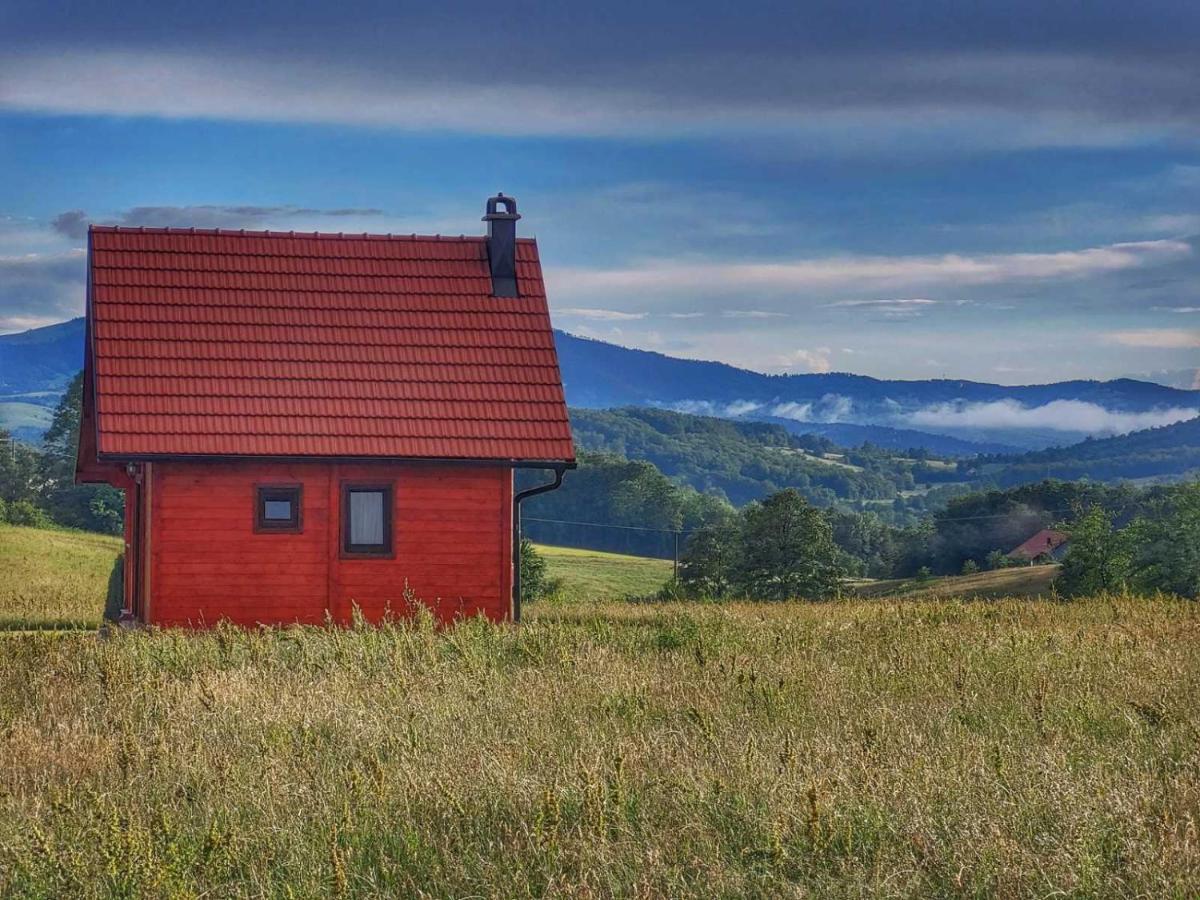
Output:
[
  {"xmin": 775, "ymin": 348, "xmax": 832, "ymax": 373},
  {"xmin": 1152, "ymin": 306, "xmax": 1200, "ymax": 314},
  {"xmin": 827, "ymin": 298, "xmax": 940, "ymax": 308},
  {"xmin": 1107, "ymin": 329, "xmax": 1200, "ymax": 349},
  {"xmin": 0, "ymin": 250, "xmax": 87, "ymax": 331},
  {"xmin": 556, "ymin": 308, "xmax": 647, "ymax": 321},
  {"xmin": 51, "ymin": 210, "xmax": 89, "ymax": 240},
  {"xmin": 2, "ymin": 3, "xmax": 1200, "ymax": 147},
  {"xmin": 667, "ymin": 400, "xmax": 763, "ymax": 418},
  {"xmin": 770, "ymin": 394, "xmax": 853, "ymax": 422},
  {"xmin": 721, "ymin": 310, "xmax": 788, "ymax": 319},
  {"xmin": 906, "ymin": 399, "xmax": 1199, "ymax": 434},
  {"xmin": 552, "ymin": 239, "xmax": 1192, "ymax": 300},
  {"xmin": 828, "ymin": 297, "xmax": 947, "ymax": 319},
  {"xmin": 52, "ymin": 205, "xmax": 388, "ymax": 235},
  {"xmin": 770, "ymin": 402, "xmax": 813, "ymax": 422}
]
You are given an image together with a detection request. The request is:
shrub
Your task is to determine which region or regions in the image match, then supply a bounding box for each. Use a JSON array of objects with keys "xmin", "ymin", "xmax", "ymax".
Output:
[
  {"xmin": 5, "ymin": 499, "xmax": 51, "ymax": 528},
  {"xmin": 985, "ymin": 549, "xmax": 1011, "ymax": 570},
  {"xmin": 519, "ymin": 538, "xmax": 550, "ymax": 602}
]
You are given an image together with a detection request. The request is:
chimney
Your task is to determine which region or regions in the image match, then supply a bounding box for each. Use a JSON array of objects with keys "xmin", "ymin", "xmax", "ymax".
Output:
[{"xmin": 482, "ymin": 193, "xmax": 521, "ymax": 297}]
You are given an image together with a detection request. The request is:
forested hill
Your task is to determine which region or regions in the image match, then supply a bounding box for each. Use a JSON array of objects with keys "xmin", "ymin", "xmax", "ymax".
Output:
[
  {"xmin": 976, "ymin": 415, "xmax": 1200, "ymax": 486},
  {"xmin": 569, "ymin": 407, "xmax": 963, "ymax": 508}
]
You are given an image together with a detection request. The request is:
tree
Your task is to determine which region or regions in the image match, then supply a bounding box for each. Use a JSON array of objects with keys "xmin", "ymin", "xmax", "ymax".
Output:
[
  {"xmin": 0, "ymin": 429, "xmax": 42, "ymax": 505},
  {"xmin": 1130, "ymin": 483, "xmax": 1200, "ymax": 598},
  {"xmin": 985, "ymin": 549, "xmax": 1011, "ymax": 571},
  {"xmin": 731, "ymin": 489, "xmax": 846, "ymax": 600},
  {"xmin": 37, "ymin": 372, "xmax": 123, "ymax": 534},
  {"xmin": 1056, "ymin": 507, "xmax": 1133, "ymax": 597},
  {"xmin": 678, "ymin": 522, "xmax": 738, "ymax": 599}
]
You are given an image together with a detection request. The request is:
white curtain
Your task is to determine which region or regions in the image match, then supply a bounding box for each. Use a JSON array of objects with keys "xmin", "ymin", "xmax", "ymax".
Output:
[{"xmin": 350, "ymin": 491, "xmax": 384, "ymax": 545}]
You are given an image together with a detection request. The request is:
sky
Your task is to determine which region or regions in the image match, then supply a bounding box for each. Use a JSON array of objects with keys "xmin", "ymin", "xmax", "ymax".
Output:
[{"xmin": 1, "ymin": 0, "xmax": 1198, "ymax": 385}]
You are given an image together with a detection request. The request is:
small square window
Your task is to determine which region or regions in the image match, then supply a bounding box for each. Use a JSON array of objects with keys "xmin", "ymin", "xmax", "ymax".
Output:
[
  {"xmin": 342, "ymin": 483, "xmax": 393, "ymax": 556},
  {"xmin": 255, "ymin": 484, "xmax": 302, "ymax": 533}
]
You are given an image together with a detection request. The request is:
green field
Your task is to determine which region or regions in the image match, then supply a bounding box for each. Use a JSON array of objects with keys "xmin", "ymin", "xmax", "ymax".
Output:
[
  {"xmin": 0, "ymin": 523, "xmax": 122, "ymax": 631},
  {"xmin": 535, "ymin": 543, "xmax": 673, "ymax": 601},
  {"xmin": 1, "ymin": 525, "xmax": 1198, "ymax": 896}
]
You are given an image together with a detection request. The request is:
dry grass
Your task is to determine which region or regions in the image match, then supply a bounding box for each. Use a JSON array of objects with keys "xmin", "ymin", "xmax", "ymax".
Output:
[
  {"xmin": 853, "ymin": 565, "xmax": 1061, "ymax": 601},
  {"xmin": 1, "ymin": 526, "xmax": 1198, "ymax": 896},
  {"xmin": 0, "ymin": 598, "xmax": 1198, "ymax": 897}
]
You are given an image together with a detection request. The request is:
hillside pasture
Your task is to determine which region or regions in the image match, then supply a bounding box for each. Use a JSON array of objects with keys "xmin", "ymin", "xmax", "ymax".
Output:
[
  {"xmin": 853, "ymin": 564, "xmax": 1061, "ymax": 601},
  {"xmin": 536, "ymin": 543, "xmax": 673, "ymax": 601},
  {"xmin": 0, "ymin": 524, "xmax": 122, "ymax": 631}
]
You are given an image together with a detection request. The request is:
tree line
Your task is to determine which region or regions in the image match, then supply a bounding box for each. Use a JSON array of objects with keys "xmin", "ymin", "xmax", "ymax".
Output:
[{"xmin": 0, "ymin": 372, "xmax": 123, "ymax": 534}]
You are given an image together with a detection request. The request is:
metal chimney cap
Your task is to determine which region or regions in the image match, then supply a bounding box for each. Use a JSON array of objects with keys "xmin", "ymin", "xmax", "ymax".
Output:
[{"xmin": 483, "ymin": 193, "xmax": 521, "ymax": 221}]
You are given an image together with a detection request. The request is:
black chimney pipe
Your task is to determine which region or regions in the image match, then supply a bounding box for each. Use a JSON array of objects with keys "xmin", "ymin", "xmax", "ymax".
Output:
[{"xmin": 483, "ymin": 193, "xmax": 521, "ymax": 298}]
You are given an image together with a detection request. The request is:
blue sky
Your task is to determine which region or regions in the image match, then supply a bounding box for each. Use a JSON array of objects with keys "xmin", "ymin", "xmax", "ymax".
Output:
[{"xmin": 1, "ymin": 0, "xmax": 1198, "ymax": 384}]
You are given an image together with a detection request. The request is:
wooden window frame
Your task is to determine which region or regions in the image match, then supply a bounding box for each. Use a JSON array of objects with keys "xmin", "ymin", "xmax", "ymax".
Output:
[
  {"xmin": 340, "ymin": 481, "xmax": 395, "ymax": 559},
  {"xmin": 254, "ymin": 483, "xmax": 303, "ymax": 534}
]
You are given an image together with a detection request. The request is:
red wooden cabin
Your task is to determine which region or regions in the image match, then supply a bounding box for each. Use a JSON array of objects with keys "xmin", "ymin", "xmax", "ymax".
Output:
[{"xmin": 75, "ymin": 195, "xmax": 574, "ymax": 627}]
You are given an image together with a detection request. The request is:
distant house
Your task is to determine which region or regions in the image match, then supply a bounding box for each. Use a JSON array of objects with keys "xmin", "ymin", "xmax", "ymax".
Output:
[
  {"xmin": 1007, "ymin": 528, "xmax": 1071, "ymax": 564},
  {"xmin": 75, "ymin": 195, "xmax": 574, "ymax": 627}
]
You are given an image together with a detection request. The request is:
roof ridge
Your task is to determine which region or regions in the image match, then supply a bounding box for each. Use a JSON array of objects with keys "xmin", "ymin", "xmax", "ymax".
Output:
[{"xmin": 89, "ymin": 224, "xmax": 535, "ymax": 243}]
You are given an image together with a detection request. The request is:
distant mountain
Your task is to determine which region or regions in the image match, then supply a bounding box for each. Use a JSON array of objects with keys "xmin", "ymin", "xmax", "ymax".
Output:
[
  {"xmin": 3, "ymin": 319, "xmax": 1198, "ymax": 457},
  {"xmin": 555, "ymin": 330, "xmax": 1200, "ymax": 451},
  {"xmin": 975, "ymin": 415, "xmax": 1200, "ymax": 486},
  {"xmin": 1127, "ymin": 368, "xmax": 1200, "ymax": 391},
  {"xmin": 0, "ymin": 318, "xmax": 85, "ymax": 443},
  {"xmin": 0, "ymin": 317, "xmax": 84, "ymax": 398}
]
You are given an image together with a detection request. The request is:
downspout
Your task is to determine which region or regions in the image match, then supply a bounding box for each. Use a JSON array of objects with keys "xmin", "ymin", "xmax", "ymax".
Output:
[{"xmin": 512, "ymin": 466, "xmax": 567, "ymax": 623}]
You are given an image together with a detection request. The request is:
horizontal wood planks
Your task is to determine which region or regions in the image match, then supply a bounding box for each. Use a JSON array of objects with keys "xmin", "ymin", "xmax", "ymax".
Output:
[{"xmin": 149, "ymin": 460, "xmax": 512, "ymax": 627}]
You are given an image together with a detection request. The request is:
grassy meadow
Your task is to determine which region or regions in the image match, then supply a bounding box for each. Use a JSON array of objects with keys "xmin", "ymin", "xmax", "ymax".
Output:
[
  {"xmin": 0, "ymin": 523, "xmax": 122, "ymax": 631},
  {"xmin": 852, "ymin": 565, "xmax": 1061, "ymax": 601},
  {"xmin": 535, "ymin": 543, "xmax": 673, "ymax": 601},
  {"xmin": 0, "ymin": 525, "xmax": 1198, "ymax": 897}
]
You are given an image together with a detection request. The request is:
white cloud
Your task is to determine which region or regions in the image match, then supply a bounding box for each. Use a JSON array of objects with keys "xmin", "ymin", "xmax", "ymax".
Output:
[
  {"xmin": 827, "ymin": 297, "xmax": 940, "ymax": 308},
  {"xmin": 0, "ymin": 314, "xmax": 65, "ymax": 332},
  {"xmin": 556, "ymin": 307, "xmax": 647, "ymax": 321},
  {"xmin": 1107, "ymin": 329, "xmax": 1200, "ymax": 349},
  {"xmin": 907, "ymin": 399, "xmax": 1199, "ymax": 434},
  {"xmin": 667, "ymin": 400, "xmax": 762, "ymax": 418},
  {"xmin": 774, "ymin": 348, "xmax": 832, "ymax": 373},
  {"xmin": 721, "ymin": 310, "xmax": 788, "ymax": 319},
  {"xmin": 770, "ymin": 394, "xmax": 853, "ymax": 421},
  {"xmin": 0, "ymin": 46, "xmax": 1196, "ymax": 150},
  {"xmin": 551, "ymin": 239, "xmax": 1191, "ymax": 300},
  {"xmin": 770, "ymin": 402, "xmax": 813, "ymax": 422}
]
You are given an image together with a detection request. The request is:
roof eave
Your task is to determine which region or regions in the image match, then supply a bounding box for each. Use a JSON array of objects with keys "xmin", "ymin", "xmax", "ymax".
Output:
[{"xmin": 96, "ymin": 451, "xmax": 577, "ymax": 470}]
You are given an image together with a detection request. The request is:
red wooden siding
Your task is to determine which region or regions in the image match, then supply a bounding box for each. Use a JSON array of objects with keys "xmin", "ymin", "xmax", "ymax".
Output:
[{"xmin": 147, "ymin": 461, "xmax": 512, "ymax": 627}]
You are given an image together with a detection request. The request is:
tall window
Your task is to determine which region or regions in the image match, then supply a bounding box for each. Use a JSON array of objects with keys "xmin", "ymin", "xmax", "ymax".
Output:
[
  {"xmin": 255, "ymin": 484, "xmax": 302, "ymax": 533},
  {"xmin": 342, "ymin": 483, "xmax": 393, "ymax": 556}
]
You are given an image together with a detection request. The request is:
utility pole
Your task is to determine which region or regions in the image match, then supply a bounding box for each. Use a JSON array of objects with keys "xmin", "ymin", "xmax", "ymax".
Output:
[{"xmin": 673, "ymin": 530, "xmax": 680, "ymax": 580}]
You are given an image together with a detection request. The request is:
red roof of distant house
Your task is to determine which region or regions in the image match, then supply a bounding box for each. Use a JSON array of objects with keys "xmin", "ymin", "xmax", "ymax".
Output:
[
  {"xmin": 1008, "ymin": 528, "xmax": 1070, "ymax": 560},
  {"xmin": 83, "ymin": 226, "xmax": 574, "ymax": 462}
]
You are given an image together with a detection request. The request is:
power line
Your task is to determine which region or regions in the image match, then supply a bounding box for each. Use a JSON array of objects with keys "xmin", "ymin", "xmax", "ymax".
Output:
[
  {"xmin": 523, "ymin": 516, "xmax": 683, "ymax": 534},
  {"xmin": 523, "ymin": 507, "xmax": 1079, "ymax": 536}
]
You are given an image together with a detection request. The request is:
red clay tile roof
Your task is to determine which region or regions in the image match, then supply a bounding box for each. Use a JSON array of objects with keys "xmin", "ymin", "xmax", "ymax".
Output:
[
  {"xmin": 84, "ymin": 226, "xmax": 574, "ymax": 462},
  {"xmin": 1007, "ymin": 528, "xmax": 1070, "ymax": 560}
]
